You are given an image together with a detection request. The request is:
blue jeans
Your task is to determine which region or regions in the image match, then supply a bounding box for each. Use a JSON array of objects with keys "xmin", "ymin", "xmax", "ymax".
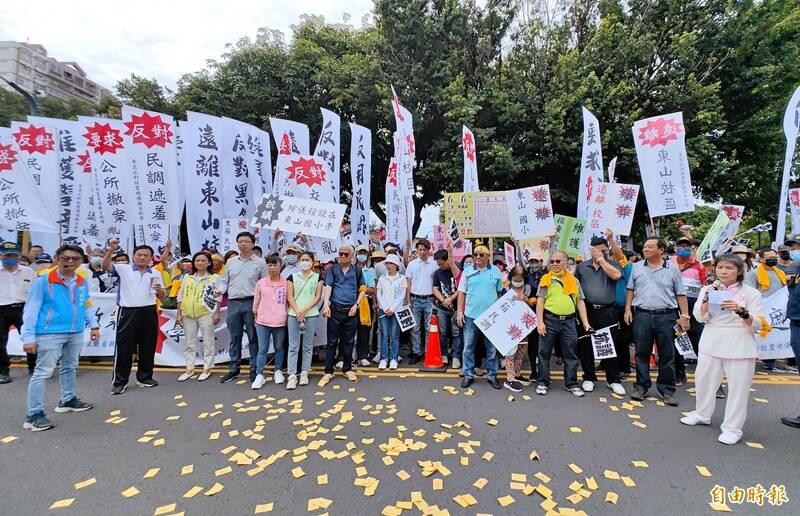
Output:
[
  {"xmin": 255, "ymin": 324, "xmax": 287, "ymax": 374},
  {"xmin": 462, "ymin": 316, "xmax": 498, "ymax": 380},
  {"xmin": 537, "ymin": 313, "xmax": 580, "ymax": 388},
  {"xmin": 410, "ymin": 296, "xmax": 433, "ymax": 354},
  {"xmin": 379, "ymin": 310, "xmax": 400, "ymax": 361},
  {"xmin": 288, "ymin": 315, "xmax": 318, "ymax": 373},
  {"xmin": 227, "ymin": 299, "xmax": 258, "ymax": 373},
  {"xmin": 632, "ymin": 309, "xmax": 677, "ymax": 395},
  {"xmin": 437, "ymin": 308, "xmax": 462, "ymax": 360},
  {"xmin": 790, "ymin": 321, "xmax": 800, "ymax": 367},
  {"xmin": 27, "ymin": 332, "xmax": 84, "ymax": 418}
]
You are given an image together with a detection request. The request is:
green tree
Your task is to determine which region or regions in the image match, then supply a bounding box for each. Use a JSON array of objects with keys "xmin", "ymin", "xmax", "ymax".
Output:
[
  {"xmin": 115, "ymin": 73, "xmax": 177, "ymax": 116},
  {"xmin": 0, "ymin": 89, "xmax": 28, "ymax": 126}
]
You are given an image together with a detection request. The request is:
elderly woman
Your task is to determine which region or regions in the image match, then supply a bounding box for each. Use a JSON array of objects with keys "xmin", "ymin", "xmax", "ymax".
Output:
[{"xmin": 680, "ymin": 253, "xmax": 767, "ymax": 445}]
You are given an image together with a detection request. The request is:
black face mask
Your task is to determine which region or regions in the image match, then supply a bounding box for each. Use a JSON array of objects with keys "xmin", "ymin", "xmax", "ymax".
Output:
[
  {"xmin": 765, "ymin": 258, "xmax": 779, "ymax": 267},
  {"xmin": 779, "ymin": 251, "xmax": 791, "ymax": 261}
]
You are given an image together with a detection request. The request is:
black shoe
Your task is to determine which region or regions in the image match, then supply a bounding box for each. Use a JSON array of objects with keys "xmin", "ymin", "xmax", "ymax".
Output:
[
  {"xmin": 555, "ymin": 357, "xmax": 563, "ymax": 365},
  {"xmin": 136, "ymin": 378, "xmax": 158, "ymax": 388},
  {"xmin": 55, "ymin": 397, "xmax": 93, "ymax": 413},
  {"xmin": 489, "ymin": 378, "xmax": 503, "ymax": 390},
  {"xmin": 716, "ymin": 385, "xmax": 726, "ymax": 399},
  {"xmin": 630, "ymin": 388, "xmax": 646, "ymax": 401},
  {"xmin": 659, "ymin": 392, "xmax": 679, "ymax": 406},
  {"xmin": 514, "ymin": 375, "xmax": 532, "ymax": 386},
  {"xmin": 675, "ymin": 376, "xmax": 687, "ymax": 387},
  {"xmin": 0, "ymin": 372, "xmax": 10, "ymax": 384},
  {"xmin": 503, "ymin": 380, "xmax": 523, "ymax": 392},
  {"xmin": 781, "ymin": 415, "xmax": 800, "ymax": 428},
  {"xmin": 111, "ymin": 384, "xmax": 127, "ymax": 395},
  {"xmin": 221, "ymin": 371, "xmax": 239, "ymax": 383},
  {"xmin": 23, "ymin": 413, "xmax": 54, "ymax": 432},
  {"xmin": 249, "ymin": 372, "xmax": 257, "ymax": 383},
  {"xmin": 408, "ymin": 354, "xmax": 422, "ymax": 365},
  {"xmin": 460, "ymin": 376, "xmax": 474, "ymax": 389}
]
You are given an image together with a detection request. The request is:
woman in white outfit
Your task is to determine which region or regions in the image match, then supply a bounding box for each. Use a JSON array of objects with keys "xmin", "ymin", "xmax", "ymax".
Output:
[{"xmin": 680, "ymin": 253, "xmax": 767, "ymax": 445}]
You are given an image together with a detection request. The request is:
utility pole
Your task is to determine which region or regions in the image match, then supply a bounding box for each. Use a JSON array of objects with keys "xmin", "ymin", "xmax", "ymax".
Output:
[{"xmin": 1, "ymin": 76, "xmax": 38, "ymax": 115}]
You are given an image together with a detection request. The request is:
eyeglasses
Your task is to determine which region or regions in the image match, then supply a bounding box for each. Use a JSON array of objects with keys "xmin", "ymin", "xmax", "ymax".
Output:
[
  {"xmin": 549, "ymin": 259, "xmax": 562, "ymax": 264},
  {"xmin": 59, "ymin": 256, "xmax": 82, "ymax": 262},
  {"xmin": 338, "ymin": 252, "xmax": 350, "ymax": 257}
]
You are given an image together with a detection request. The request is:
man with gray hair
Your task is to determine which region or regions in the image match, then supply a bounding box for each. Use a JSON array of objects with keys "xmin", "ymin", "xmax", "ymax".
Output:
[{"xmin": 319, "ymin": 244, "xmax": 366, "ymax": 386}]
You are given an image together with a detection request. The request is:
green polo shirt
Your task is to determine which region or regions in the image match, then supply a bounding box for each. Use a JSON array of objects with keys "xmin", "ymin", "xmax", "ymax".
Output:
[{"xmin": 537, "ymin": 276, "xmax": 585, "ymax": 316}]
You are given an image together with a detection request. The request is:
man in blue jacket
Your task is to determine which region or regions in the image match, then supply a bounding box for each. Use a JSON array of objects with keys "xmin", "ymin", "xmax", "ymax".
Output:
[{"xmin": 21, "ymin": 244, "xmax": 100, "ymax": 431}]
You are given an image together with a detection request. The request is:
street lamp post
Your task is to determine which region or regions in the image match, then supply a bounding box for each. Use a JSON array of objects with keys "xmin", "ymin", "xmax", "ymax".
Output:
[{"xmin": 0, "ymin": 76, "xmax": 38, "ymax": 116}]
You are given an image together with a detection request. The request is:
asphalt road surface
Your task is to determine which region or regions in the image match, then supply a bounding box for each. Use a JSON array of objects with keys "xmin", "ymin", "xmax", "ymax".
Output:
[{"xmin": 1, "ymin": 362, "xmax": 798, "ymax": 515}]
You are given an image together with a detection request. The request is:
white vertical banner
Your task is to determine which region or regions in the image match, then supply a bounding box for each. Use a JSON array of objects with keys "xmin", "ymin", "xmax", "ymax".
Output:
[
  {"xmin": 174, "ymin": 123, "xmax": 186, "ymax": 214},
  {"xmin": 776, "ymin": 86, "xmax": 800, "ymax": 244},
  {"xmin": 633, "ymin": 112, "xmax": 694, "ymax": 218},
  {"xmin": 10, "ymin": 121, "xmax": 59, "ymax": 222},
  {"xmin": 269, "ymin": 117, "xmax": 310, "ymax": 157},
  {"xmin": 505, "ymin": 185, "xmax": 555, "ymax": 239},
  {"xmin": 221, "ymin": 118, "xmax": 270, "ymax": 219},
  {"xmin": 27, "ymin": 117, "xmax": 89, "ymax": 242},
  {"xmin": 462, "ymin": 125, "xmax": 479, "ymax": 192},
  {"xmin": 0, "ymin": 128, "xmax": 59, "ymax": 232},
  {"xmin": 389, "ymin": 87, "xmax": 416, "ymax": 243},
  {"xmin": 78, "ymin": 117, "xmax": 136, "ymax": 241},
  {"xmin": 385, "ymin": 159, "xmax": 409, "ymax": 246},
  {"xmin": 349, "ymin": 123, "xmax": 371, "ymax": 247},
  {"xmin": 577, "ymin": 107, "xmax": 604, "ymax": 220},
  {"xmin": 608, "ymin": 156, "xmax": 618, "ymax": 183},
  {"xmin": 184, "ymin": 112, "xmax": 224, "ymax": 251},
  {"xmin": 314, "ymin": 108, "xmax": 341, "ymax": 202},
  {"xmin": 254, "ymin": 128, "xmax": 272, "ymax": 199}
]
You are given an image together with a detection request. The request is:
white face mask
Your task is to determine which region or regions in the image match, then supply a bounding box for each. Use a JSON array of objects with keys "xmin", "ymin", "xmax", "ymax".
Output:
[
  {"xmin": 298, "ymin": 261, "xmax": 312, "ymax": 271},
  {"xmin": 511, "ymin": 280, "xmax": 525, "ymax": 288}
]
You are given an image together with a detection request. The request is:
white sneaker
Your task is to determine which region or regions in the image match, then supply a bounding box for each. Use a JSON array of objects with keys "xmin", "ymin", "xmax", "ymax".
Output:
[
  {"xmin": 378, "ymin": 360, "xmax": 387, "ymax": 370},
  {"xmin": 274, "ymin": 370, "xmax": 285, "ymax": 385},
  {"xmin": 286, "ymin": 374, "xmax": 297, "ymax": 390},
  {"xmin": 299, "ymin": 371, "xmax": 309, "ymax": 386},
  {"xmin": 359, "ymin": 359, "xmax": 371, "ymax": 367},
  {"xmin": 178, "ymin": 371, "xmax": 194, "ymax": 382},
  {"xmin": 680, "ymin": 413, "xmax": 710, "ymax": 426},
  {"xmin": 451, "ymin": 357, "xmax": 461, "ymax": 369},
  {"xmin": 608, "ymin": 383, "xmax": 626, "ymax": 395},
  {"xmin": 197, "ymin": 370, "xmax": 211, "ymax": 382},
  {"xmin": 372, "ymin": 353, "xmax": 381, "ymax": 363},
  {"xmin": 567, "ymin": 386, "xmax": 585, "ymax": 397},
  {"xmin": 389, "ymin": 359, "xmax": 398, "ymax": 370},
  {"xmin": 335, "ymin": 361, "xmax": 344, "ymax": 370},
  {"xmin": 536, "ymin": 385, "xmax": 548, "ymax": 395},
  {"xmin": 251, "ymin": 374, "xmax": 265, "ymax": 390},
  {"xmin": 718, "ymin": 432, "xmax": 740, "ymax": 445},
  {"xmin": 582, "ymin": 381, "xmax": 595, "ymax": 392},
  {"xmin": 442, "ymin": 356, "xmax": 449, "ymax": 364}
]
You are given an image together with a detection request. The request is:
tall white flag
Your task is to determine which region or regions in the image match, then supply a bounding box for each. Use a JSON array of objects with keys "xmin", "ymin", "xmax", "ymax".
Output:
[
  {"xmin": 632, "ymin": 112, "xmax": 694, "ymax": 218},
  {"xmin": 776, "ymin": 86, "xmax": 800, "ymax": 243},
  {"xmin": 577, "ymin": 107, "xmax": 604, "ymax": 219},
  {"xmin": 269, "ymin": 117, "xmax": 310, "ymax": 157},
  {"xmin": 349, "ymin": 123, "xmax": 372, "ymax": 247},
  {"xmin": 462, "ymin": 125, "xmax": 479, "ymax": 192},
  {"xmin": 0, "ymin": 128, "xmax": 58, "ymax": 232},
  {"xmin": 314, "ymin": 108, "xmax": 341, "ymax": 202},
  {"xmin": 9, "ymin": 121, "xmax": 59, "ymax": 222},
  {"xmin": 221, "ymin": 118, "xmax": 272, "ymax": 219},
  {"xmin": 608, "ymin": 156, "xmax": 618, "ymax": 184},
  {"xmin": 184, "ymin": 112, "xmax": 225, "ymax": 251}
]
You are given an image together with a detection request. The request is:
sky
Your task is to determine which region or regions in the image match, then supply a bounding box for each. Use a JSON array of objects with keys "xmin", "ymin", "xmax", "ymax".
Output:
[{"xmin": 0, "ymin": 0, "xmax": 442, "ymax": 236}]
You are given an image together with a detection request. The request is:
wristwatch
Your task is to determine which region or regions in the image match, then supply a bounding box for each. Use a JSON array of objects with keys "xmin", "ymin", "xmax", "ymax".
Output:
[
  {"xmin": 680, "ymin": 314, "xmax": 691, "ymax": 320},
  {"xmin": 736, "ymin": 308, "xmax": 749, "ymax": 319}
]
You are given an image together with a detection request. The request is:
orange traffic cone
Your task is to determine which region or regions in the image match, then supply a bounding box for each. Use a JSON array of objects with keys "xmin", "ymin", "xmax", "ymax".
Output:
[
  {"xmin": 419, "ymin": 311, "xmax": 447, "ymax": 372},
  {"xmin": 650, "ymin": 343, "xmax": 658, "ymax": 370}
]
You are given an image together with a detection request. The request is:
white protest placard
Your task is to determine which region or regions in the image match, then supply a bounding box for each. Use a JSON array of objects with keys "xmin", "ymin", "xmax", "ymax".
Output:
[
  {"xmin": 504, "ymin": 241, "xmax": 516, "ymax": 269},
  {"xmin": 707, "ymin": 289, "xmax": 733, "ymax": 318},
  {"xmin": 505, "ymin": 185, "xmax": 554, "ymax": 240},
  {"xmin": 250, "ymin": 193, "xmax": 346, "ymax": 240},
  {"xmin": 674, "ymin": 333, "xmax": 697, "ymax": 359},
  {"xmin": 447, "ymin": 217, "xmax": 461, "ymax": 244},
  {"xmin": 577, "ymin": 107, "xmax": 604, "ymax": 220},
  {"xmin": 633, "ymin": 112, "xmax": 694, "ymax": 217},
  {"xmin": 270, "ymin": 117, "xmax": 310, "ymax": 156},
  {"xmin": 775, "ymin": 86, "xmax": 800, "ymax": 244},
  {"xmin": 475, "ymin": 289, "xmax": 538, "ymax": 356},
  {"xmin": 220, "ymin": 117, "xmax": 272, "ymax": 219},
  {"xmin": 755, "ymin": 287, "xmax": 794, "ymax": 360},
  {"xmin": 349, "ymin": 122, "xmax": 371, "ymax": 246},
  {"xmin": 314, "ymin": 108, "xmax": 341, "ymax": 202},
  {"xmin": 9, "ymin": 121, "xmax": 59, "ymax": 221},
  {"xmin": 395, "ymin": 305, "xmax": 417, "ymax": 332},
  {"xmin": 589, "ymin": 325, "xmax": 617, "ymax": 359},
  {"xmin": 183, "ymin": 112, "xmax": 225, "ymax": 251}
]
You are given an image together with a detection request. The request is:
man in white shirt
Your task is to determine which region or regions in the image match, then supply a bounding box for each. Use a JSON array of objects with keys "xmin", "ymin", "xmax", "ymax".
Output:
[
  {"xmin": 103, "ymin": 240, "xmax": 165, "ymax": 395},
  {"xmin": 0, "ymin": 242, "xmax": 37, "ymax": 383},
  {"xmin": 404, "ymin": 239, "xmax": 439, "ymax": 364}
]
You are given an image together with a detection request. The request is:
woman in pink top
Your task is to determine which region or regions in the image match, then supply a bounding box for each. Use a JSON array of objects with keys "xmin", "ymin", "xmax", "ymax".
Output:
[
  {"xmin": 680, "ymin": 253, "xmax": 767, "ymax": 445},
  {"xmin": 251, "ymin": 255, "xmax": 288, "ymax": 390}
]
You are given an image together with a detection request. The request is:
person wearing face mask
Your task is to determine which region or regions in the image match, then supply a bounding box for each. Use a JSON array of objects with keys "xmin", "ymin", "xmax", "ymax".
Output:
[
  {"xmin": 354, "ymin": 244, "xmax": 376, "ymax": 367},
  {"xmin": 671, "ymin": 236, "xmax": 707, "ymax": 385},
  {"xmin": 744, "ymin": 247, "xmax": 786, "ymax": 372},
  {"xmin": 460, "ymin": 254, "xmax": 475, "ymax": 273},
  {"xmin": 0, "ymin": 242, "xmax": 37, "ymax": 383},
  {"xmin": 502, "ymin": 265, "xmax": 536, "ymax": 392},
  {"xmin": 88, "ymin": 251, "xmax": 110, "ymax": 292},
  {"xmin": 280, "ymin": 243, "xmax": 303, "ymax": 279},
  {"xmin": 374, "ymin": 244, "xmax": 406, "ymax": 281},
  {"xmin": 286, "ymin": 252, "xmax": 323, "ymax": 388},
  {"xmin": 31, "ymin": 253, "xmax": 53, "ymax": 273}
]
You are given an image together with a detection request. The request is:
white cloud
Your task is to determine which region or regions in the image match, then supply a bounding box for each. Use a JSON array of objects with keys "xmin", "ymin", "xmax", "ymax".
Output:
[{"xmin": 0, "ymin": 0, "xmax": 373, "ymax": 92}]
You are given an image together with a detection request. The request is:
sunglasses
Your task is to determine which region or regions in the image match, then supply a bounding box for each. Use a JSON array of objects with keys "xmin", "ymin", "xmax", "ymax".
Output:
[
  {"xmin": 474, "ymin": 253, "xmax": 487, "ymax": 257},
  {"xmin": 338, "ymin": 252, "xmax": 350, "ymax": 257},
  {"xmin": 549, "ymin": 259, "xmax": 562, "ymax": 264},
  {"xmin": 59, "ymin": 256, "xmax": 82, "ymax": 262}
]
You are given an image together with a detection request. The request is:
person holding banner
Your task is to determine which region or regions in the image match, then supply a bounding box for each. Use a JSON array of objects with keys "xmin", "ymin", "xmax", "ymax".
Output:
[
  {"xmin": 215, "ymin": 232, "xmax": 267, "ymax": 384},
  {"xmin": 744, "ymin": 247, "xmax": 785, "ymax": 372},
  {"xmin": 535, "ymin": 251, "xmax": 592, "ymax": 397},
  {"xmin": 104, "ymin": 241, "xmax": 165, "ymax": 395},
  {"xmin": 22, "ymin": 244, "xmax": 100, "ymax": 431},
  {"xmin": 376, "ymin": 254, "xmax": 406, "ymax": 369},
  {"xmin": 0, "ymin": 242, "xmax": 37, "ymax": 383},
  {"xmin": 573, "ymin": 237, "xmax": 625, "ymax": 395},
  {"xmin": 456, "ymin": 244, "xmax": 504, "ymax": 389},
  {"xmin": 502, "ymin": 265, "xmax": 535, "ymax": 392},
  {"xmin": 286, "ymin": 251, "xmax": 323, "ymax": 389},
  {"xmin": 681, "ymin": 254, "xmax": 767, "ymax": 445},
  {"xmin": 625, "ymin": 237, "xmax": 689, "ymax": 406},
  {"xmin": 175, "ymin": 251, "xmax": 220, "ymax": 383}
]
